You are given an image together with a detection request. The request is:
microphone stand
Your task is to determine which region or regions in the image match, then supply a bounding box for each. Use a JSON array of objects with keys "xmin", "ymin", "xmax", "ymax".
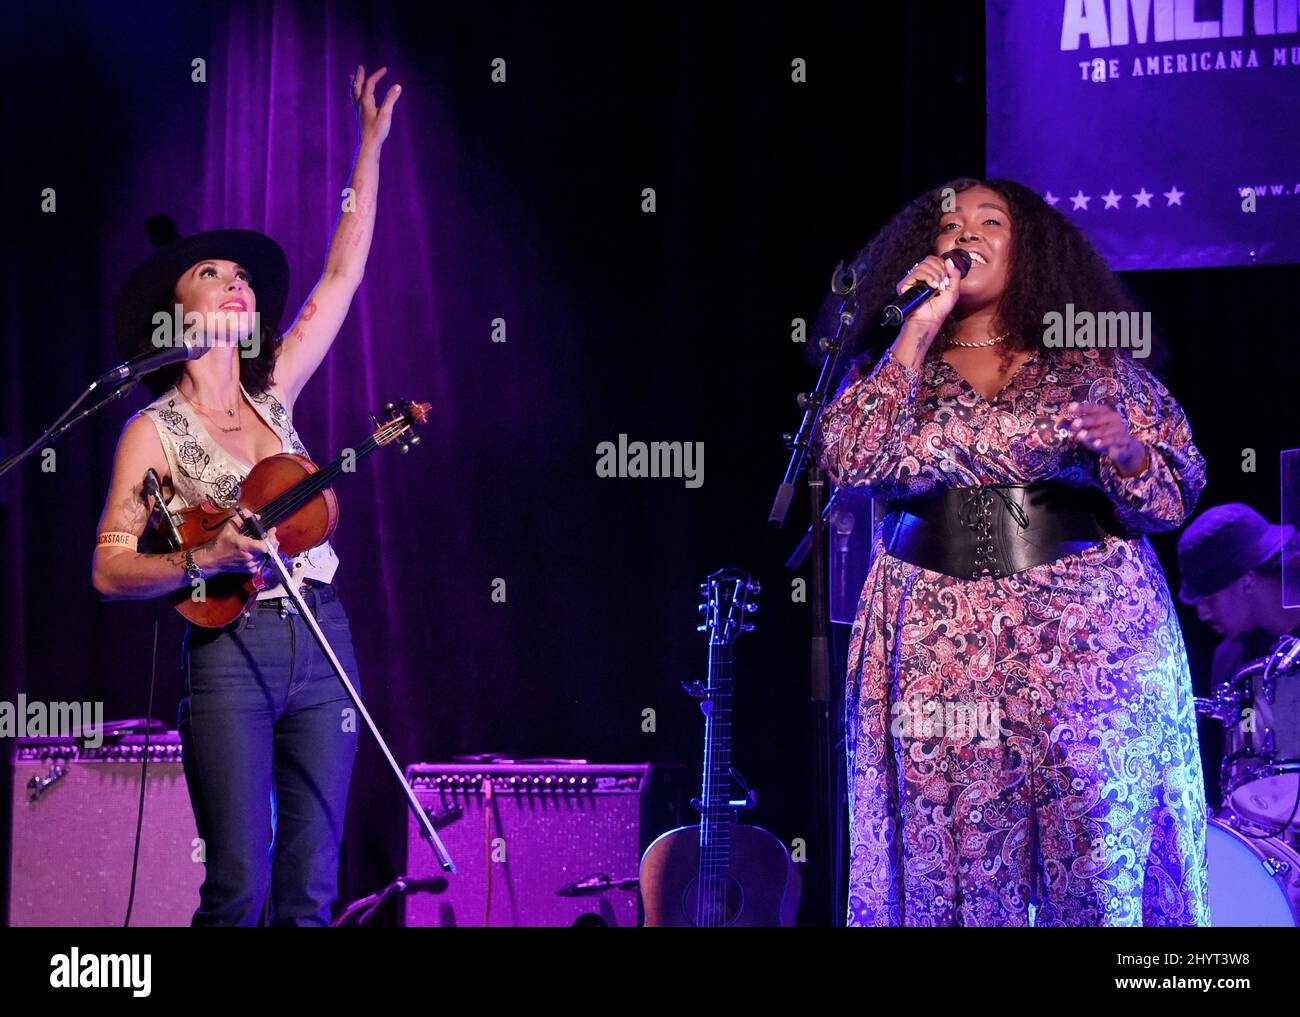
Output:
[
  {"xmin": 241, "ymin": 511, "xmax": 457, "ymax": 874},
  {"xmin": 0, "ymin": 375, "xmax": 141, "ymax": 479},
  {"xmin": 767, "ymin": 259, "xmax": 869, "ymax": 927}
]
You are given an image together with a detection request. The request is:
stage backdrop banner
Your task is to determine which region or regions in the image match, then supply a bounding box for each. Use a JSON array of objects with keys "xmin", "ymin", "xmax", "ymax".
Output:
[{"xmin": 986, "ymin": 0, "xmax": 1300, "ymax": 270}]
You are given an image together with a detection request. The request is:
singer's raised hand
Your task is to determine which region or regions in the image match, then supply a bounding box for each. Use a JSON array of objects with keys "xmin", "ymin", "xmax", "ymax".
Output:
[
  {"xmin": 894, "ymin": 254, "xmax": 963, "ymax": 332},
  {"xmin": 887, "ymin": 255, "xmax": 963, "ymax": 369}
]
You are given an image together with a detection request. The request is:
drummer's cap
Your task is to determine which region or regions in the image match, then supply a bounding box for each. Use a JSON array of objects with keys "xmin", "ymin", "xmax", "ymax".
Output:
[{"xmin": 1177, "ymin": 503, "xmax": 1297, "ymax": 604}]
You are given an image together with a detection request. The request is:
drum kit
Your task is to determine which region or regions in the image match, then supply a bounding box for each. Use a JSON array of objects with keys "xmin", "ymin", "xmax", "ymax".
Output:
[{"xmin": 1197, "ymin": 634, "xmax": 1300, "ymax": 926}]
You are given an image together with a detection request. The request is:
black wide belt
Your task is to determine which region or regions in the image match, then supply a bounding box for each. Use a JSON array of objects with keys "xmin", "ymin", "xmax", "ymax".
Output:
[{"xmin": 880, "ymin": 483, "xmax": 1122, "ymax": 580}]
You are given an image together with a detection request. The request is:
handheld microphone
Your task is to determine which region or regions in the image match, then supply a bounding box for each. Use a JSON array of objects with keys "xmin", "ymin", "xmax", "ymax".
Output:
[
  {"xmin": 880, "ymin": 248, "xmax": 972, "ymax": 327},
  {"xmin": 97, "ymin": 341, "xmax": 207, "ymax": 387},
  {"xmin": 142, "ymin": 468, "xmax": 183, "ymax": 550},
  {"xmin": 1276, "ymin": 635, "xmax": 1300, "ymax": 675}
]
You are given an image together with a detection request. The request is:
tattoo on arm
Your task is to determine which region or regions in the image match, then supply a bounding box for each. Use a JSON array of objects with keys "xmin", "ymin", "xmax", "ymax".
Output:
[
  {"xmin": 117, "ymin": 484, "xmax": 148, "ymax": 533},
  {"xmin": 289, "ymin": 299, "xmax": 318, "ymax": 343}
]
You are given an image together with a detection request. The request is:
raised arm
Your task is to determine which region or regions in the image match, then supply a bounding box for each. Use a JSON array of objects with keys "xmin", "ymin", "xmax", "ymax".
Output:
[
  {"xmin": 815, "ymin": 319, "xmax": 933, "ymax": 492},
  {"xmin": 274, "ymin": 64, "xmax": 402, "ymax": 414}
]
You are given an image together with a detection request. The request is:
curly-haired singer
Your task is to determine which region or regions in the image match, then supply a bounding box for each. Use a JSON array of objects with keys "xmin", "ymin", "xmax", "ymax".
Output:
[{"xmin": 817, "ymin": 178, "xmax": 1208, "ymax": 927}]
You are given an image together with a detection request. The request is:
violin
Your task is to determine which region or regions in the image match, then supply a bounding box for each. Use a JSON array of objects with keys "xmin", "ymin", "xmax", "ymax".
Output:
[{"xmin": 141, "ymin": 399, "xmax": 430, "ymax": 628}]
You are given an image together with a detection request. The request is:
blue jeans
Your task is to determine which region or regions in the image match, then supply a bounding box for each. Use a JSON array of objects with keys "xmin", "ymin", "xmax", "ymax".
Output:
[{"xmin": 178, "ymin": 586, "xmax": 361, "ymax": 926}]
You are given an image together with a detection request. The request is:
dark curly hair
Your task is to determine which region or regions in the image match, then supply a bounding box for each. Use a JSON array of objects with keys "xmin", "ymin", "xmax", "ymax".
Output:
[
  {"xmin": 824, "ymin": 176, "xmax": 1165, "ymax": 372},
  {"xmin": 130, "ymin": 309, "xmax": 282, "ymax": 399}
]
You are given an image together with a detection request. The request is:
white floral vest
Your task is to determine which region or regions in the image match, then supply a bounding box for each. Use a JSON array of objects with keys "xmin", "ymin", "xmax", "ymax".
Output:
[{"xmin": 139, "ymin": 383, "xmax": 339, "ymax": 598}]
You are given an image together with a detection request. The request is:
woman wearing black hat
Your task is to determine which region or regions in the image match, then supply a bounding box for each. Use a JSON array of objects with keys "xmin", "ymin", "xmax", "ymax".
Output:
[
  {"xmin": 91, "ymin": 66, "xmax": 401, "ymax": 926},
  {"xmin": 818, "ymin": 179, "xmax": 1208, "ymax": 926}
]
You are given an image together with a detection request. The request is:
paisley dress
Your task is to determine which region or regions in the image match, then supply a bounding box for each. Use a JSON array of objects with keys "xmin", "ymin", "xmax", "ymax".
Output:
[{"xmin": 816, "ymin": 345, "xmax": 1209, "ymax": 927}]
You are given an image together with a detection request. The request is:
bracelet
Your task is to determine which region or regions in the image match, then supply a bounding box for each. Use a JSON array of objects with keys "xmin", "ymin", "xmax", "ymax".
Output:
[
  {"xmin": 96, "ymin": 531, "xmax": 138, "ymax": 549},
  {"xmin": 184, "ymin": 549, "xmax": 207, "ymax": 582}
]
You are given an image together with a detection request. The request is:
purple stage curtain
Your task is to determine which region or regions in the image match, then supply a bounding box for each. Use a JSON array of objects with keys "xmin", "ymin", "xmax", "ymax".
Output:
[{"xmin": 3, "ymin": 0, "xmax": 580, "ymax": 912}]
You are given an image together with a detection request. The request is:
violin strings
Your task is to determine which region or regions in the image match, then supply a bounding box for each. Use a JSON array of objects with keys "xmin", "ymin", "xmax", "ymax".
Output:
[{"xmin": 237, "ymin": 427, "xmax": 395, "ymax": 535}]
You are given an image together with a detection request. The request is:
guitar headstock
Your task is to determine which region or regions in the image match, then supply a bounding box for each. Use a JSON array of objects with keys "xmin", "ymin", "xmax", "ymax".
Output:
[
  {"xmin": 371, "ymin": 399, "xmax": 432, "ymax": 454},
  {"xmin": 697, "ymin": 568, "xmax": 760, "ymax": 646}
]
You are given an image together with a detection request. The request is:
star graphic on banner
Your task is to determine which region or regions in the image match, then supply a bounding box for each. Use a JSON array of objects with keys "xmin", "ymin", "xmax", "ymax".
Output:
[
  {"xmin": 1043, "ymin": 191, "xmax": 1060, "ymax": 207},
  {"xmin": 1101, "ymin": 189, "xmax": 1122, "ymax": 209},
  {"xmin": 1070, "ymin": 190, "xmax": 1091, "ymax": 210},
  {"xmin": 1133, "ymin": 187, "xmax": 1154, "ymax": 208},
  {"xmin": 1164, "ymin": 185, "xmax": 1185, "ymax": 206}
]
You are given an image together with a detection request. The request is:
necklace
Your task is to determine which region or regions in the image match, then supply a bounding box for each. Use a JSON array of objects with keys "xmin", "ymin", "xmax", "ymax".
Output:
[
  {"xmin": 945, "ymin": 330, "xmax": 1010, "ymax": 349},
  {"xmin": 181, "ymin": 386, "xmax": 243, "ymax": 432}
]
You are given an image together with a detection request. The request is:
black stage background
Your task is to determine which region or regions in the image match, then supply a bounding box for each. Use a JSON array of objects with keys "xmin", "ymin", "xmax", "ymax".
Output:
[{"xmin": 2, "ymin": 1, "xmax": 1295, "ymax": 925}]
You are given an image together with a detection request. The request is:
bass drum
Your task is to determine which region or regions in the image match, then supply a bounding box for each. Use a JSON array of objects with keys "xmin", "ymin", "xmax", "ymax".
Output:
[{"xmin": 1206, "ymin": 816, "xmax": 1300, "ymax": 926}]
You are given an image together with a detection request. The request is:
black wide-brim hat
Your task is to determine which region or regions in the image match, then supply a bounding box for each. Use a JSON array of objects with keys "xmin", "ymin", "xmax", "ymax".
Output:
[{"xmin": 115, "ymin": 214, "xmax": 289, "ymax": 360}]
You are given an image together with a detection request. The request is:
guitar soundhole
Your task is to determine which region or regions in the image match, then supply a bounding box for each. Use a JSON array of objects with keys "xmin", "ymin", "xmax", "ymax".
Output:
[{"xmin": 681, "ymin": 875, "xmax": 745, "ymax": 927}]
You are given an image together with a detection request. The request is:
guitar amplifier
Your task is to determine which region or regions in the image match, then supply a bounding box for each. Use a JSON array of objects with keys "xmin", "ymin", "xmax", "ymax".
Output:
[
  {"xmin": 7, "ymin": 733, "xmax": 202, "ymax": 927},
  {"xmin": 403, "ymin": 762, "xmax": 675, "ymax": 927}
]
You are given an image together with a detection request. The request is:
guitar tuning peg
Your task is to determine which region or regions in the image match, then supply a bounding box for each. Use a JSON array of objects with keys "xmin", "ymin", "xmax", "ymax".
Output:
[
  {"xmin": 697, "ymin": 603, "xmax": 707, "ymax": 614},
  {"xmin": 745, "ymin": 601, "xmax": 758, "ymax": 612},
  {"xmin": 384, "ymin": 402, "xmax": 395, "ymax": 414},
  {"xmin": 748, "ymin": 581, "xmax": 762, "ymax": 595},
  {"xmin": 408, "ymin": 434, "xmax": 421, "ymax": 446},
  {"xmin": 741, "ymin": 622, "xmax": 755, "ymax": 632},
  {"xmin": 699, "ymin": 583, "xmax": 709, "ymax": 595},
  {"xmin": 696, "ymin": 623, "xmax": 707, "ymax": 632},
  {"xmin": 398, "ymin": 443, "xmax": 411, "ymax": 454}
]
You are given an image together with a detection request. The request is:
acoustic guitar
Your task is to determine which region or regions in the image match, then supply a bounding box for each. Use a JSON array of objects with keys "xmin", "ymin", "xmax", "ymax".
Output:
[{"xmin": 639, "ymin": 568, "xmax": 801, "ymax": 926}]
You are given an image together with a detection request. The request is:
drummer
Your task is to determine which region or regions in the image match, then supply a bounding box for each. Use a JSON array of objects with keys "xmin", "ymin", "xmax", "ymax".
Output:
[{"xmin": 1178, "ymin": 503, "xmax": 1300, "ymax": 780}]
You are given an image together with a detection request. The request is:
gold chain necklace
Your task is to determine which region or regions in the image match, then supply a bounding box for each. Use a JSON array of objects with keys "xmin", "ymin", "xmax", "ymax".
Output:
[
  {"xmin": 945, "ymin": 330, "xmax": 1010, "ymax": 349},
  {"xmin": 181, "ymin": 386, "xmax": 243, "ymax": 432}
]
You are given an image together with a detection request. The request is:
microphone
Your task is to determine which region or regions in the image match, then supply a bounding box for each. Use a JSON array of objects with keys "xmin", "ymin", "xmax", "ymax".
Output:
[
  {"xmin": 1276, "ymin": 635, "xmax": 1300, "ymax": 675},
  {"xmin": 554, "ymin": 873, "xmax": 640, "ymax": 896},
  {"xmin": 97, "ymin": 341, "xmax": 207, "ymax": 387},
  {"xmin": 142, "ymin": 468, "xmax": 183, "ymax": 550},
  {"xmin": 880, "ymin": 249, "xmax": 972, "ymax": 327},
  {"xmin": 395, "ymin": 875, "xmax": 450, "ymax": 895}
]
